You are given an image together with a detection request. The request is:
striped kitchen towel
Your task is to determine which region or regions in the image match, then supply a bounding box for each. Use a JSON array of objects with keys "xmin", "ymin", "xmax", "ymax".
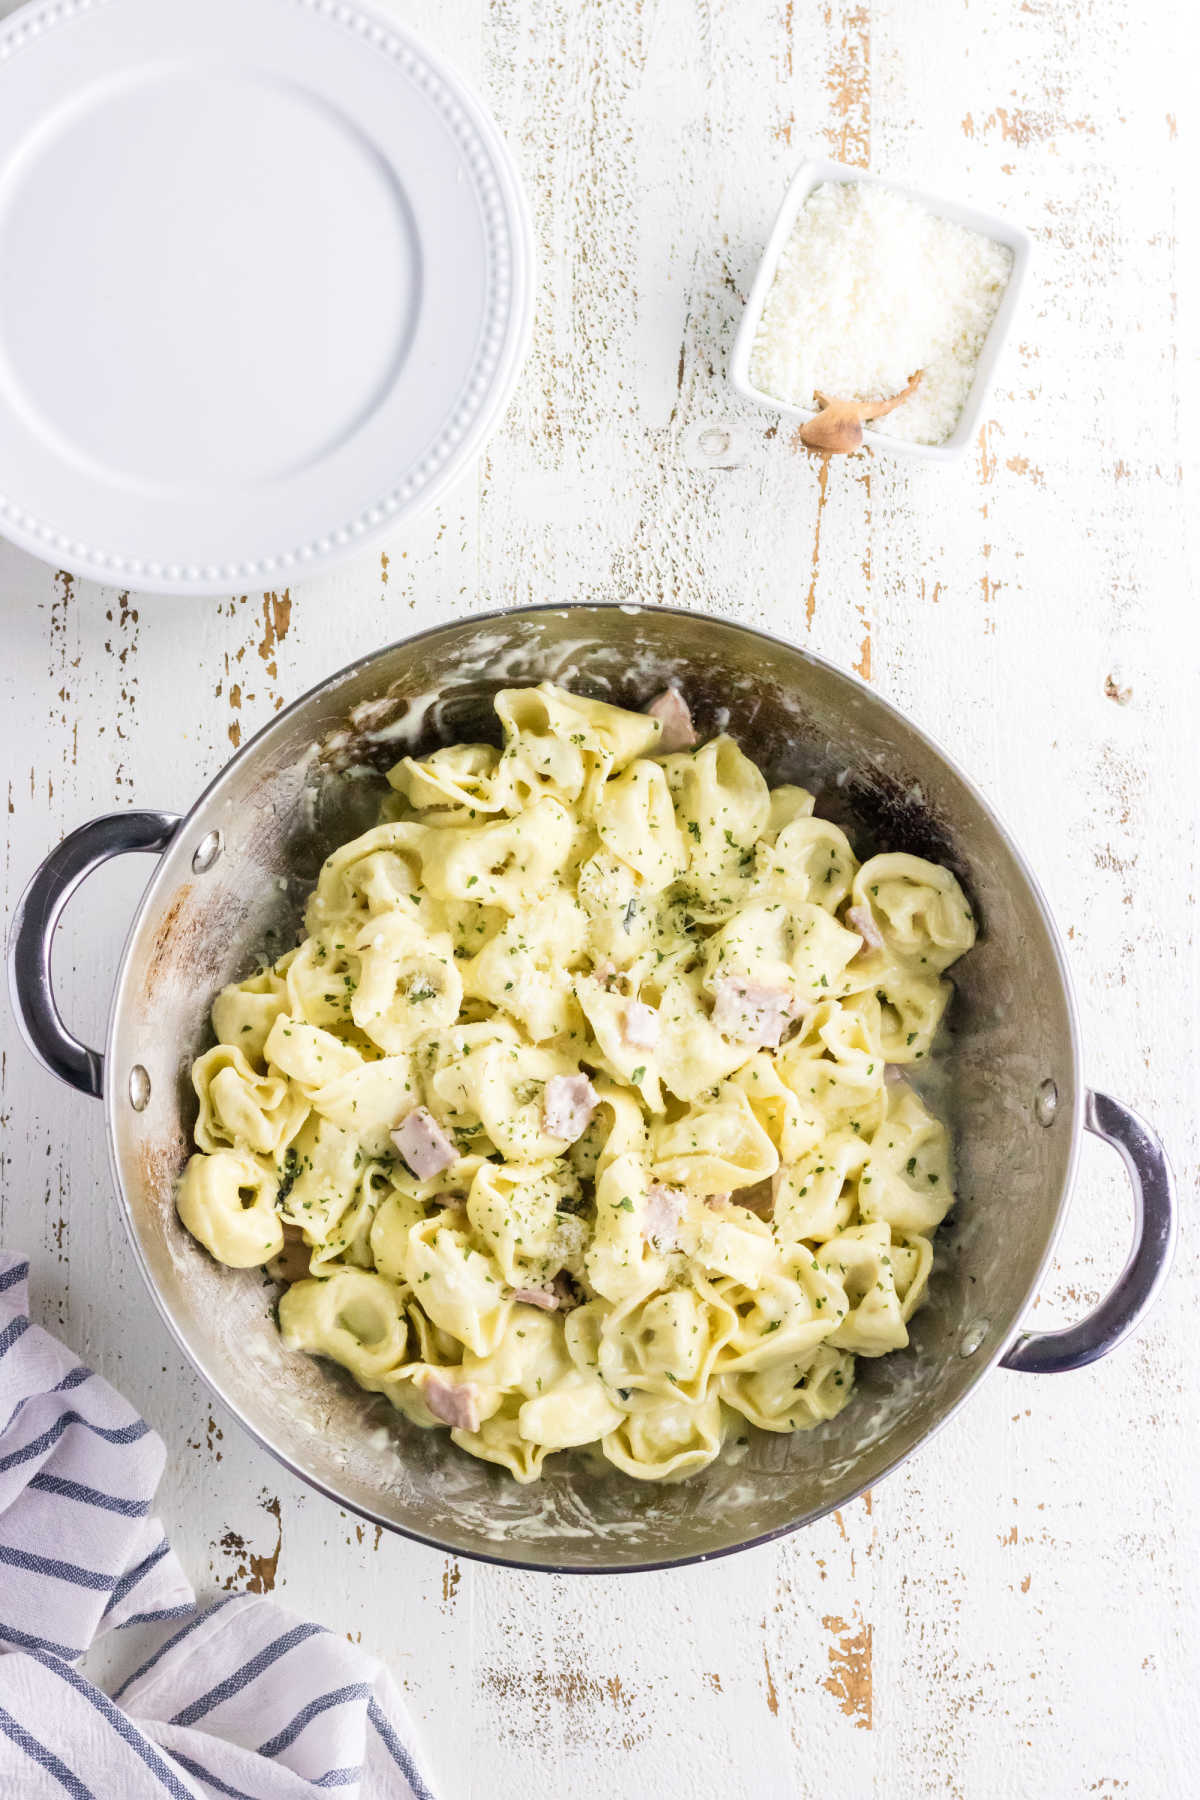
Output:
[{"xmin": 0, "ymin": 1254, "xmax": 434, "ymax": 1799}]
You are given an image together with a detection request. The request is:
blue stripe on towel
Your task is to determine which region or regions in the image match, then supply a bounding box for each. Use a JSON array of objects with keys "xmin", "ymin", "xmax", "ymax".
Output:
[
  {"xmin": 0, "ymin": 1619, "xmax": 86, "ymax": 1661},
  {"xmin": 1, "ymin": 1395, "xmax": 33, "ymax": 1438},
  {"xmin": 171, "ymin": 1750, "xmax": 259, "ymax": 1800},
  {"xmin": 117, "ymin": 1603, "xmax": 196, "ymax": 1630},
  {"xmin": 29, "ymin": 1652, "xmax": 197, "ymax": 1800},
  {"xmin": 369, "ymin": 1695, "xmax": 435, "ymax": 1800},
  {"xmin": 0, "ymin": 1261, "xmax": 30, "ymax": 1295},
  {"xmin": 0, "ymin": 1541, "xmax": 115, "ymax": 1592},
  {"xmin": 52, "ymin": 1367, "xmax": 94, "ymax": 1395},
  {"xmin": 0, "ymin": 1702, "xmax": 96, "ymax": 1799},
  {"xmin": 313, "ymin": 1769, "xmax": 359, "ymax": 1788},
  {"xmin": 170, "ymin": 1621, "xmax": 325, "ymax": 1728},
  {"xmin": 29, "ymin": 1472, "xmax": 152, "ymax": 1519},
  {"xmin": 112, "ymin": 1595, "xmax": 237, "ymax": 1701},
  {"xmin": 102, "ymin": 1538, "xmax": 171, "ymax": 1616},
  {"xmin": 1, "ymin": 1369, "xmax": 98, "ymax": 1439},
  {"xmin": 257, "ymin": 1682, "xmax": 369, "ymax": 1758},
  {"xmin": 0, "ymin": 1410, "xmax": 149, "ymax": 1474},
  {"xmin": 0, "ymin": 1315, "xmax": 30, "ymax": 1358}
]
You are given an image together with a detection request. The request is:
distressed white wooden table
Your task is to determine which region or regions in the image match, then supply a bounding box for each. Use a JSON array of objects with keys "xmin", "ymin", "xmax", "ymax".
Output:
[{"xmin": 1, "ymin": 0, "xmax": 1197, "ymax": 1793}]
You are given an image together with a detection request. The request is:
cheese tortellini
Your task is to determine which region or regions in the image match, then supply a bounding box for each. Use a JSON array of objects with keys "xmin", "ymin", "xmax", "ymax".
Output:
[{"xmin": 179, "ymin": 683, "xmax": 975, "ymax": 1483}]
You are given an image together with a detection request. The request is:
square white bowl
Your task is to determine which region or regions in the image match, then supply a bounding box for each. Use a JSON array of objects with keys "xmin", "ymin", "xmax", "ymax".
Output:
[{"xmin": 729, "ymin": 157, "xmax": 1032, "ymax": 462}]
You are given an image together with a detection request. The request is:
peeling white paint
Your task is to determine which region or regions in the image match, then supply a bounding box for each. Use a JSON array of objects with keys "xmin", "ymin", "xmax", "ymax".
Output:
[{"xmin": 0, "ymin": 0, "xmax": 1197, "ymax": 1795}]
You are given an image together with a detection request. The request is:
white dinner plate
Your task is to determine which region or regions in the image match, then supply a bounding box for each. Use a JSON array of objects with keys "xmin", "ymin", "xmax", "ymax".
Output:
[{"xmin": 0, "ymin": 0, "xmax": 532, "ymax": 594}]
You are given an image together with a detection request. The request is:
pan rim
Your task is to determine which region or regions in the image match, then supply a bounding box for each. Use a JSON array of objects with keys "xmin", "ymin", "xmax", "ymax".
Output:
[{"xmin": 102, "ymin": 598, "xmax": 1085, "ymax": 1572}]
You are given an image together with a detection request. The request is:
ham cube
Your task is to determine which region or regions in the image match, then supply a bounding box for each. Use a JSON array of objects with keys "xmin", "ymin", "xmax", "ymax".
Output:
[
  {"xmin": 646, "ymin": 687, "xmax": 698, "ymax": 752},
  {"xmin": 846, "ymin": 904, "xmax": 884, "ymax": 952},
  {"xmin": 644, "ymin": 1183, "xmax": 688, "ymax": 1250},
  {"xmin": 623, "ymin": 1000, "xmax": 660, "ymax": 1050},
  {"xmin": 712, "ymin": 977, "xmax": 796, "ymax": 1049},
  {"xmin": 512, "ymin": 1286, "xmax": 560, "ymax": 1311},
  {"xmin": 422, "ymin": 1374, "xmax": 480, "ymax": 1434},
  {"xmin": 542, "ymin": 1073, "xmax": 599, "ymax": 1143},
  {"xmin": 392, "ymin": 1107, "xmax": 457, "ymax": 1180}
]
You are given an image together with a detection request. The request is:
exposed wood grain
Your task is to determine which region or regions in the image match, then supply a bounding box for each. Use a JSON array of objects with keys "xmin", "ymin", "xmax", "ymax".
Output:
[{"xmin": 0, "ymin": 0, "xmax": 1197, "ymax": 1794}]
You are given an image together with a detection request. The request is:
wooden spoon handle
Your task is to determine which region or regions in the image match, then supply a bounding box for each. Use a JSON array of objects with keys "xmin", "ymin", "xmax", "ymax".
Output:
[
  {"xmin": 814, "ymin": 369, "xmax": 923, "ymax": 424},
  {"xmin": 799, "ymin": 405, "xmax": 865, "ymax": 454},
  {"xmin": 801, "ymin": 370, "xmax": 923, "ymax": 455},
  {"xmin": 859, "ymin": 367, "xmax": 923, "ymax": 420}
]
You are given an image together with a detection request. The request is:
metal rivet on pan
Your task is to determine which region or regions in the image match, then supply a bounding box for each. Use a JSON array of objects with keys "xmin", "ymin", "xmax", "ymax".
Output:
[
  {"xmin": 191, "ymin": 830, "xmax": 223, "ymax": 874},
  {"xmin": 129, "ymin": 1066, "xmax": 151, "ymax": 1112},
  {"xmin": 960, "ymin": 1319, "xmax": 989, "ymax": 1357},
  {"xmin": 1034, "ymin": 1079, "xmax": 1058, "ymax": 1127}
]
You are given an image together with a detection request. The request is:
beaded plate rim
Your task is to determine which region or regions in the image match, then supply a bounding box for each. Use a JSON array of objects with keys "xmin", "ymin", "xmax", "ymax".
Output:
[{"xmin": 0, "ymin": 0, "xmax": 534, "ymax": 593}]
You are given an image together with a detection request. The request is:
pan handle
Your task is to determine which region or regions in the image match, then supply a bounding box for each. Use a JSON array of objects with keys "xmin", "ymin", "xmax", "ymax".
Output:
[
  {"xmin": 1001, "ymin": 1090, "xmax": 1176, "ymax": 1374},
  {"xmin": 7, "ymin": 811, "xmax": 182, "ymax": 1099}
]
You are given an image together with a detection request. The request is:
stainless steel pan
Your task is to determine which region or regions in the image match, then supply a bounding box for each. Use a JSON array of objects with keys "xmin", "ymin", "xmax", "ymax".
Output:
[{"xmin": 8, "ymin": 604, "xmax": 1176, "ymax": 1571}]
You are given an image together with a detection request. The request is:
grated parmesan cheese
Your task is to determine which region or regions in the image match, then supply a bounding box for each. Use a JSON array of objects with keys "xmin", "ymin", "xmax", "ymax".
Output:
[{"xmin": 749, "ymin": 181, "xmax": 1014, "ymax": 446}]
